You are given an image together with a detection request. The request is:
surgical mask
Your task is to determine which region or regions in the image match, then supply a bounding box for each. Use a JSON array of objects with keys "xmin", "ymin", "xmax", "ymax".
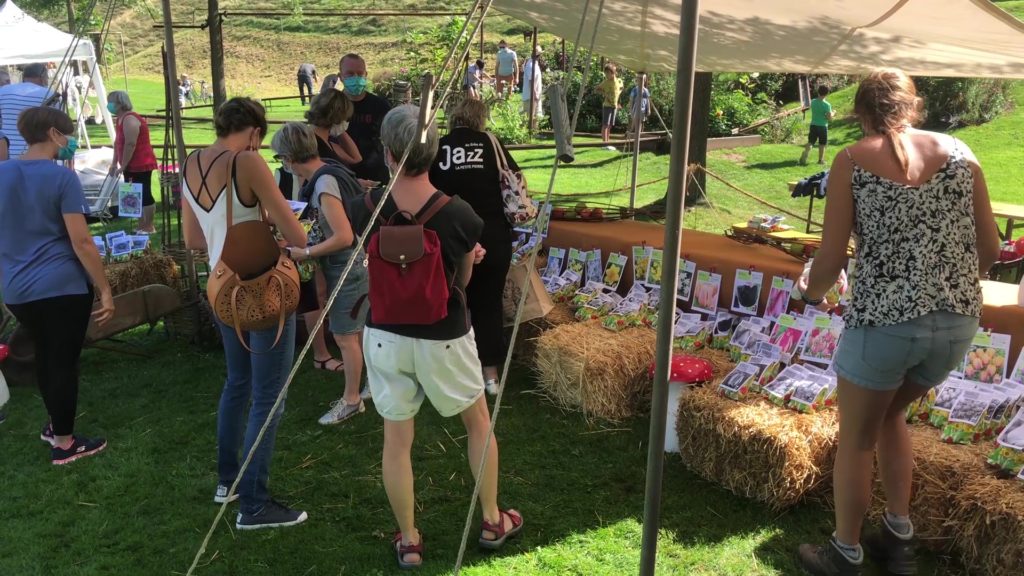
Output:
[
  {"xmin": 57, "ymin": 135, "xmax": 78, "ymax": 160},
  {"xmin": 106, "ymin": 102, "xmax": 117, "ymax": 114},
  {"xmin": 342, "ymin": 76, "xmax": 367, "ymax": 97},
  {"xmin": 329, "ymin": 121, "xmax": 349, "ymax": 137}
]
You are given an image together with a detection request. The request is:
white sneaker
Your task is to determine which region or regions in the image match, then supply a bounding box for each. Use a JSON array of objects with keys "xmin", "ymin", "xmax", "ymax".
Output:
[
  {"xmin": 604, "ymin": 145, "xmax": 616, "ymax": 151},
  {"xmin": 485, "ymin": 379, "xmax": 501, "ymax": 396},
  {"xmin": 214, "ymin": 484, "xmax": 239, "ymax": 504},
  {"xmin": 317, "ymin": 399, "xmax": 365, "ymax": 425},
  {"xmin": 359, "ymin": 385, "xmax": 372, "ymax": 401}
]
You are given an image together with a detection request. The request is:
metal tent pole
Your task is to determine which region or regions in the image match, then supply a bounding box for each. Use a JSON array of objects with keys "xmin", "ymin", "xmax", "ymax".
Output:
[
  {"xmin": 628, "ymin": 71, "xmax": 646, "ymax": 214},
  {"xmin": 527, "ymin": 26, "xmax": 539, "ymax": 135},
  {"xmin": 638, "ymin": 0, "xmax": 701, "ymax": 574}
]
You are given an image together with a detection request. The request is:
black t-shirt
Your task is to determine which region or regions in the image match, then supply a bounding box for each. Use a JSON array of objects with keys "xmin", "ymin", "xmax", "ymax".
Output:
[
  {"xmin": 428, "ymin": 127, "xmax": 520, "ymax": 224},
  {"xmin": 347, "ymin": 188, "xmax": 484, "ymax": 341},
  {"xmin": 316, "ymin": 134, "xmax": 345, "ymax": 165},
  {"xmin": 346, "ymin": 92, "xmax": 392, "ymax": 184}
]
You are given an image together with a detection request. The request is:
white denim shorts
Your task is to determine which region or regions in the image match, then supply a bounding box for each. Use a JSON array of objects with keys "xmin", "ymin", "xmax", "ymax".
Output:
[{"xmin": 363, "ymin": 328, "xmax": 485, "ymax": 421}]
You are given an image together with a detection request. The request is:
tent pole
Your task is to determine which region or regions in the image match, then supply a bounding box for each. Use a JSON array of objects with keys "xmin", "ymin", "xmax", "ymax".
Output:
[
  {"xmin": 638, "ymin": 0, "xmax": 701, "ymax": 574},
  {"xmin": 527, "ymin": 26, "xmax": 538, "ymax": 135},
  {"xmin": 628, "ymin": 71, "xmax": 646, "ymax": 214},
  {"xmin": 161, "ymin": 0, "xmax": 188, "ymax": 176}
]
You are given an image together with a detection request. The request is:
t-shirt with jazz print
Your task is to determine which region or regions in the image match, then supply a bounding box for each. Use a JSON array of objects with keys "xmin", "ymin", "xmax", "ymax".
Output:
[{"xmin": 428, "ymin": 127, "xmax": 521, "ymax": 223}]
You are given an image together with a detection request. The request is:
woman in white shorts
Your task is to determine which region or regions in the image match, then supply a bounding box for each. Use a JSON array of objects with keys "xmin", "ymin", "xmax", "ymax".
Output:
[{"xmin": 347, "ymin": 105, "xmax": 523, "ymax": 569}]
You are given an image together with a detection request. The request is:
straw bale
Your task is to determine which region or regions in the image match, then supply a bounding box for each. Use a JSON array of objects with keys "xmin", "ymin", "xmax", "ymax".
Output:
[
  {"xmin": 105, "ymin": 253, "xmax": 180, "ymax": 296},
  {"xmin": 511, "ymin": 303, "xmax": 576, "ymax": 362},
  {"xmin": 951, "ymin": 475, "xmax": 1024, "ymax": 574},
  {"xmin": 534, "ymin": 322, "xmax": 656, "ymax": 422},
  {"xmin": 676, "ymin": 387, "xmax": 839, "ymax": 509}
]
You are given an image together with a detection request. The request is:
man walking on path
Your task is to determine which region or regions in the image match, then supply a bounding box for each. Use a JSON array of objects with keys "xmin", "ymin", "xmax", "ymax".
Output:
[
  {"xmin": 297, "ymin": 63, "xmax": 318, "ymax": 106},
  {"xmin": 494, "ymin": 40, "xmax": 518, "ymax": 98},
  {"xmin": 800, "ymin": 85, "xmax": 835, "ymax": 165}
]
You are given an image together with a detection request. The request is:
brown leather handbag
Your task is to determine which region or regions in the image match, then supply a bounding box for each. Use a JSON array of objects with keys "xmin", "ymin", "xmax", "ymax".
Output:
[{"xmin": 205, "ymin": 154, "xmax": 300, "ymax": 352}]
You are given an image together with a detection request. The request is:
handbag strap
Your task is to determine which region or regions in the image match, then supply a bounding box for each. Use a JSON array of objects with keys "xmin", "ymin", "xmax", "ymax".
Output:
[{"xmin": 486, "ymin": 132, "xmax": 510, "ymax": 173}]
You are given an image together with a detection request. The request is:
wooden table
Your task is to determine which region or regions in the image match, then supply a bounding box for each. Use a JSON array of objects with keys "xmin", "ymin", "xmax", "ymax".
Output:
[{"xmin": 992, "ymin": 201, "xmax": 1024, "ymax": 241}]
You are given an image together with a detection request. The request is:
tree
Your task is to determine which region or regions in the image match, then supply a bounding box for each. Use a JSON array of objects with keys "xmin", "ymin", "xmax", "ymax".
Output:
[{"xmin": 643, "ymin": 71, "xmax": 712, "ymax": 210}]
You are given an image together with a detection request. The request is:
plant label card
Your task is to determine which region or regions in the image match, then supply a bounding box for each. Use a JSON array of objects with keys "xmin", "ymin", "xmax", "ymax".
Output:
[
  {"xmin": 800, "ymin": 315, "xmax": 845, "ymax": 366},
  {"xmin": 633, "ymin": 246, "xmax": 653, "ymax": 286},
  {"xmin": 1009, "ymin": 347, "xmax": 1024, "ymax": 383},
  {"xmin": 130, "ymin": 235, "xmax": 149, "ymax": 253},
  {"xmin": 586, "ymin": 249, "xmax": 604, "ymax": 286},
  {"xmin": 644, "ymin": 249, "xmax": 665, "ymax": 287},
  {"xmin": 731, "ymin": 269, "xmax": 764, "ymax": 316},
  {"xmin": 719, "ymin": 362, "xmax": 761, "ymax": 400},
  {"xmin": 105, "ymin": 230, "xmax": 127, "ymax": 247},
  {"xmin": 602, "ymin": 253, "xmax": 628, "ymax": 290},
  {"xmin": 543, "ymin": 247, "xmax": 566, "ymax": 278},
  {"xmin": 567, "ymin": 249, "xmax": 588, "ymax": 277},
  {"xmin": 110, "ymin": 235, "xmax": 132, "ymax": 258},
  {"xmin": 677, "ymin": 259, "xmax": 697, "ymax": 303},
  {"xmin": 713, "ymin": 309, "xmax": 738, "ymax": 336},
  {"xmin": 998, "ymin": 410, "xmax": 1024, "ymax": 451},
  {"xmin": 92, "ymin": 236, "xmax": 106, "ymax": 256},
  {"xmin": 764, "ymin": 276, "xmax": 794, "ymax": 322},
  {"xmin": 958, "ymin": 331, "xmax": 1012, "ymax": 384},
  {"xmin": 691, "ymin": 270, "xmax": 722, "ymax": 315},
  {"xmin": 752, "ymin": 341, "xmax": 783, "ymax": 361},
  {"xmin": 118, "ymin": 182, "xmax": 144, "ymax": 219},
  {"xmin": 769, "ymin": 314, "xmax": 809, "ymax": 363}
]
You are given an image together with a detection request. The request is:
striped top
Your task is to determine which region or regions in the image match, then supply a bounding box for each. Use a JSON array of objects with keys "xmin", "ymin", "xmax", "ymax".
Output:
[{"xmin": 0, "ymin": 82, "xmax": 56, "ymax": 159}]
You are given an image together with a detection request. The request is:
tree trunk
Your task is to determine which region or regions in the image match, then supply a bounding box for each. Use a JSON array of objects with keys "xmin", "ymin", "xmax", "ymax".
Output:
[
  {"xmin": 685, "ymin": 71, "xmax": 713, "ymax": 205},
  {"xmin": 65, "ymin": 0, "xmax": 76, "ymax": 33},
  {"xmin": 208, "ymin": 0, "xmax": 227, "ymax": 111}
]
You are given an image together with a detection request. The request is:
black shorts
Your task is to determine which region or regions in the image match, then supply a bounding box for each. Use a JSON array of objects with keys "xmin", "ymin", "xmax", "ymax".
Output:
[
  {"xmin": 123, "ymin": 170, "xmax": 155, "ymax": 207},
  {"xmin": 808, "ymin": 125, "xmax": 828, "ymax": 146}
]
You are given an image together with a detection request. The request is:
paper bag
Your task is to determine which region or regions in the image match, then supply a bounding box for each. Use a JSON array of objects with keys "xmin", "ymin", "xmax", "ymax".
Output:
[{"xmin": 503, "ymin": 262, "xmax": 554, "ymax": 326}]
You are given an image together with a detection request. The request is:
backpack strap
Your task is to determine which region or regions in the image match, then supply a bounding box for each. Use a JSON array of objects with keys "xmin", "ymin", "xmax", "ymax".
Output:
[{"xmin": 415, "ymin": 192, "xmax": 450, "ymax": 225}]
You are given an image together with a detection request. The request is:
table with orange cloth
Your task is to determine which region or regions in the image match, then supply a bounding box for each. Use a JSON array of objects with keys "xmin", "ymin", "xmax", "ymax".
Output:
[{"xmin": 544, "ymin": 220, "xmax": 1024, "ymax": 366}]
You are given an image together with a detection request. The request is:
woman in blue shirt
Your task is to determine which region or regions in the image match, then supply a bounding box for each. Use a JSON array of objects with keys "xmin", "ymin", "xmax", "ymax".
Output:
[{"xmin": 0, "ymin": 106, "xmax": 114, "ymax": 465}]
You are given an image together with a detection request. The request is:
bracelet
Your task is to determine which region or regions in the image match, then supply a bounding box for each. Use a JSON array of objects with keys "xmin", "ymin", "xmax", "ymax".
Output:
[
  {"xmin": 800, "ymin": 291, "xmax": 825, "ymax": 306},
  {"xmin": 305, "ymin": 247, "xmax": 311, "ymax": 258}
]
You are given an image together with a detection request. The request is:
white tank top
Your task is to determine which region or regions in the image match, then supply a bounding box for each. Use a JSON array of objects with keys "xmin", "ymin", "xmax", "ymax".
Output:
[{"xmin": 182, "ymin": 152, "xmax": 261, "ymax": 267}]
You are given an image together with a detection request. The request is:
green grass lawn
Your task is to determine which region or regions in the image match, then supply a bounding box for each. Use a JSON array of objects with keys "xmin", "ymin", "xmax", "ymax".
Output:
[{"xmin": 0, "ymin": 331, "xmax": 958, "ymax": 575}]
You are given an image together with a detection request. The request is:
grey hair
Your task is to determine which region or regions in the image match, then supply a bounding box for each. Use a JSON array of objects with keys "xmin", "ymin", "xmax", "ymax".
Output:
[
  {"xmin": 380, "ymin": 105, "xmax": 438, "ymax": 176},
  {"xmin": 270, "ymin": 122, "xmax": 319, "ymax": 163},
  {"xmin": 107, "ymin": 90, "xmax": 133, "ymax": 114}
]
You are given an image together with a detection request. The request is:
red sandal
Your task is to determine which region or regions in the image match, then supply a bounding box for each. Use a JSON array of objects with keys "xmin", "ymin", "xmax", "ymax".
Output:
[
  {"xmin": 393, "ymin": 532, "xmax": 423, "ymax": 569},
  {"xmin": 479, "ymin": 509, "xmax": 524, "ymax": 550}
]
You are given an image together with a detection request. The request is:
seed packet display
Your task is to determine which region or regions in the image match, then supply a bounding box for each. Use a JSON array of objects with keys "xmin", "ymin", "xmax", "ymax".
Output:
[
  {"xmin": 711, "ymin": 309, "xmax": 738, "ymax": 350},
  {"xmin": 645, "ymin": 249, "xmax": 664, "ymax": 287},
  {"xmin": 603, "ymin": 253, "xmax": 628, "ymax": 291},
  {"xmin": 118, "ymin": 182, "xmax": 144, "ymax": 218},
  {"xmin": 543, "ymin": 247, "xmax": 566, "ymax": 278},
  {"xmin": 748, "ymin": 355, "xmax": 781, "ymax": 392},
  {"xmin": 548, "ymin": 270, "xmax": 582, "ymax": 303},
  {"xmin": 585, "ymin": 249, "xmax": 603, "ymax": 285},
  {"xmin": 929, "ymin": 379, "xmax": 973, "ymax": 428},
  {"xmin": 677, "ymin": 259, "xmax": 697, "ymax": 303},
  {"xmin": 762, "ymin": 364, "xmax": 808, "ymax": 407},
  {"xmin": 672, "ymin": 316, "xmax": 712, "ymax": 352},
  {"xmin": 719, "ymin": 362, "xmax": 761, "ymax": 401},
  {"xmin": 940, "ymin": 391, "xmax": 994, "ymax": 444},
  {"xmin": 576, "ymin": 291, "xmax": 623, "ymax": 321},
  {"xmin": 731, "ymin": 269, "xmax": 764, "ymax": 316},
  {"xmin": 640, "ymin": 286, "xmax": 662, "ymax": 328},
  {"xmin": 768, "ymin": 314, "xmax": 809, "ymax": 364},
  {"xmin": 109, "ymin": 235, "xmax": 132, "ymax": 258},
  {"xmin": 800, "ymin": 315, "xmax": 844, "ymax": 366},
  {"xmin": 957, "ymin": 331, "xmax": 1011, "ymax": 384},
  {"xmin": 988, "ymin": 410, "xmax": 1024, "ymax": 475},
  {"xmin": 788, "ymin": 374, "xmax": 831, "ymax": 413},
  {"xmin": 92, "ymin": 236, "xmax": 106, "ymax": 256},
  {"xmin": 602, "ymin": 286, "xmax": 649, "ymax": 332},
  {"xmin": 729, "ymin": 318, "xmax": 771, "ymax": 362},
  {"xmin": 571, "ymin": 281, "xmax": 606, "ymax": 308},
  {"xmin": 691, "ymin": 270, "xmax": 722, "ymax": 315},
  {"xmin": 764, "ymin": 276, "xmax": 794, "ymax": 323},
  {"xmin": 567, "ymin": 248, "xmax": 588, "ymax": 276},
  {"xmin": 633, "ymin": 246, "xmax": 653, "ymax": 286}
]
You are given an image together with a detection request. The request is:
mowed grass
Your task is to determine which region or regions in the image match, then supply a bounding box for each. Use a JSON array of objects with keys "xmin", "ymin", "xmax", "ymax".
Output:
[{"xmin": 0, "ymin": 331, "xmax": 957, "ymax": 575}]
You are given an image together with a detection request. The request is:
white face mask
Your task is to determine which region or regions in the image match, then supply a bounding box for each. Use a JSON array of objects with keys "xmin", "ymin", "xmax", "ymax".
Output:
[{"xmin": 329, "ymin": 121, "xmax": 349, "ymax": 137}]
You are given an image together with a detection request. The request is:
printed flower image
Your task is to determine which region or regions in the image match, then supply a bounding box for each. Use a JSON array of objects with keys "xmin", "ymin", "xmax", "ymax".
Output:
[
  {"xmin": 732, "ymin": 281, "xmax": 761, "ymax": 314},
  {"xmin": 765, "ymin": 285, "xmax": 789, "ymax": 320},
  {"xmin": 960, "ymin": 346, "xmax": 1007, "ymax": 383},
  {"xmin": 604, "ymin": 262, "xmax": 624, "ymax": 286},
  {"xmin": 769, "ymin": 324, "xmax": 805, "ymax": 356},
  {"xmin": 801, "ymin": 324, "xmax": 842, "ymax": 363},
  {"xmin": 692, "ymin": 278, "xmax": 720, "ymax": 313},
  {"xmin": 568, "ymin": 258, "xmax": 585, "ymax": 275}
]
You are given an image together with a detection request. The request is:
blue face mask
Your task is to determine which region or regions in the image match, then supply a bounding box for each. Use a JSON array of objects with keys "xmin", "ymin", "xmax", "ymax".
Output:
[
  {"xmin": 343, "ymin": 76, "xmax": 368, "ymax": 97},
  {"xmin": 107, "ymin": 102, "xmax": 117, "ymax": 114},
  {"xmin": 57, "ymin": 135, "xmax": 78, "ymax": 160}
]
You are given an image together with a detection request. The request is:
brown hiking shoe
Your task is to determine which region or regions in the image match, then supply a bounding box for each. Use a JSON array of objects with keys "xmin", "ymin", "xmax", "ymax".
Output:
[
  {"xmin": 798, "ymin": 541, "xmax": 864, "ymax": 576},
  {"xmin": 864, "ymin": 518, "xmax": 918, "ymax": 575}
]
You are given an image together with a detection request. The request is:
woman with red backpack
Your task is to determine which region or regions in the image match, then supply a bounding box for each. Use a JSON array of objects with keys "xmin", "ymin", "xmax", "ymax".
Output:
[{"xmin": 347, "ymin": 105, "xmax": 523, "ymax": 569}]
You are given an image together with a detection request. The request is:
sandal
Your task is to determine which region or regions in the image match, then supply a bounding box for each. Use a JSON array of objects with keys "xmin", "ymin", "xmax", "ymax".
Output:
[
  {"xmin": 479, "ymin": 509, "xmax": 524, "ymax": 550},
  {"xmin": 393, "ymin": 532, "xmax": 423, "ymax": 569},
  {"xmin": 313, "ymin": 357, "xmax": 344, "ymax": 372}
]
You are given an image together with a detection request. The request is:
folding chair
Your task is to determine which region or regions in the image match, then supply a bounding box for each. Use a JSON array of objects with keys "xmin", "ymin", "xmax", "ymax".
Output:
[{"xmin": 85, "ymin": 173, "xmax": 122, "ymax": 219}]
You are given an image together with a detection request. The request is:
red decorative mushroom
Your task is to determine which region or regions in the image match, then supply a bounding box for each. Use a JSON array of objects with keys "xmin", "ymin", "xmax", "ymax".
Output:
[
  {"xmin": 0, "ymin": 344, "xmax": 8, "ymax": 363},
  {"xmin": 648, "ymin": 354, "xmax": 714, "ymax": 384}
]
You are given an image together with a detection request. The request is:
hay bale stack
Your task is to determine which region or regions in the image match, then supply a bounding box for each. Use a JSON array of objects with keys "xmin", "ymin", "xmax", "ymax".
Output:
[
  {"xmin": 105, "ymin": 253, "xmax": 180, "ymax": 296},
  {"xmin": 950, "ymin": 475, "xmax": 1024, "ymax": 573},
  {"xmin": 510, "ymin": 303, "xmax": 575, "ymax": 362},
  {"xmin": 534, "ymin": 322, "xmax": 656, "ymax": 422},
  {"xmin": 676, "ymin": 388, "xmax": 839, "ymax": 509}
]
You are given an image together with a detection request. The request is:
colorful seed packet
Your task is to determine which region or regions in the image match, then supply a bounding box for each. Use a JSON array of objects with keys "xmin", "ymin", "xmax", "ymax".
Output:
[
  {"xmin": 603, "ymin": 253, "xmax": 628, "ymax": 290},
  {"xmin": 691, "ymin": 270, "xmax": 722, "ymax": 315},
  {"xmin": 957, "ymin": 331, "xmax": 1012, "ymax": 384},
  {"xmin": 118, "ymin": 182, "xmax": 143, "ymax": 218},
  {"xmin": 941, "ymin": 391, "xmax": 995, "ymax": 445},
  {"xmin": 585, "ymin": 249, "xmax": 603, "ymax": 286},
  {"xmin": 567, "ymin": 248, "xmax": 587, "ymax": 276},
  {"xmin": 731, "ymin": 269, "xmax": 764, "ymax": 316},
  {"xmin": 768, "ymin": 314, "xmax": 810, "ymax": 364},
  {"xmin": 93, "ymin": 236, "xmax": 106, "ymax": 256},
  {"xmin": 645, "ymin": 249, "xmax": 664, "ymax": 287},
  {"xmin": 800, "ymin": 315, "xmax": 844, "ymax": 366},
  {"xmin": 719, "ymin": 362, "xmax": 761, "ymax": 401},
  {"xmin": 543, "ymin": 247, "xmax": 566, "ymax": 278},
  {"xmin": 1009, "ymin": 347, "xmax": 1024, "ymax": 383},
  {"xmin": 632, "ymin": 246, "xmax": 653, "ymax": 286},
  {"xmin": 764, "ymin": 276, "xmax": 794, "ymax": 322},
  {"xmin": 677, "ymin": 259, "xmax": 697, "ymax": 303},
  {"xmin": 711, "ymin": 309, "xmax": 738, "ymax": 350}
]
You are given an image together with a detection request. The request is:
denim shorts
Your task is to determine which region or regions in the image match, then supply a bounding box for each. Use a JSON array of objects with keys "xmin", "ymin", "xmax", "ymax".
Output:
[
  {"xmin": 319, "ymin": 251, "xmax": 368, "ymax": 335},
  {"xmin": 833, "ymin": 311, "xmax": 979, "ymax": 391},
  {"xmin": 601, "ymin": 106, "xmax": 617, "ymax": 127}
]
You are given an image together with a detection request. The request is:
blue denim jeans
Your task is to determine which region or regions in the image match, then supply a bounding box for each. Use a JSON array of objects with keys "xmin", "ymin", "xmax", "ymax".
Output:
[{"xmin": 216, "ymin": 315, "xmax": 296, "ymax": 515}]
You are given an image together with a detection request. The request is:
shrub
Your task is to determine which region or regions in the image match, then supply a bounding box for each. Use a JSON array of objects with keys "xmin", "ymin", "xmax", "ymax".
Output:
[
  {"xmin": 759, "ymin": 112, "xmax": 802, "ymax": 144},
  {"xmin": 488, "ymin": 97, "xmax": 530, "ymax": 144},
  {"xmin": 709, "ymin": 90, "xmax": 772, "ymax": 137},
  {"xmin": 914, "ymin": 77, "xmax": 1012, "ymax": 129}
]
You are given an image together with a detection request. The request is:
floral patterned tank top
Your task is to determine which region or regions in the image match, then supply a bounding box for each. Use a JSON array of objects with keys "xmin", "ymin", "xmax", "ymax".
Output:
[{"xmin": 843, "ymin": 136, "xmax": 983, "ymax": 329}]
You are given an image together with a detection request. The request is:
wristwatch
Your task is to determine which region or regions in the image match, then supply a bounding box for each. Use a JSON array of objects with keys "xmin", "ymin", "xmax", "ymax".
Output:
[{"xmin": 800, "ymin": 291, "xmax": 825, "ymax": 306}]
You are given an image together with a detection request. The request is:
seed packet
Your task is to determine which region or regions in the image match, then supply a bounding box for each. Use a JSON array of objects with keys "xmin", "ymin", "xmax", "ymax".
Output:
[
  {"xmin": 800, "ymin": 315, "xmax": 844, "ymax": 366},
  {"xmin": 764, "ymin": 276, "xmax": 794, "ymax": 322},
  {"xmin": 110, "ymin": 235, "xmax": 132, "ymax": 258},
  {"xmin": 640, "ymin": 286, "xmax": 663, "ymax": 328},
  {"xmin": 92, "ymin": 236, "xmax": 106, "ymax": 256},
  {"xmin": 585, "ymin": 249, "xmax": 603, "ymax": 285},
  {"xmin": 511, "ymin": 234, "xmax": 541, "ymax": 264},
  {"xmin": 929, "ymin": 379, "xmax": 974, "ymax": 429},
  {"xmin": 677, "ymin": 259, "xmax": 697, "ymax": 303},
  {"xmin": 941, "ymin": 391, "xmax": 995, "ymax": 444},
  {"xmin": 633, "ymin": 246, "xmax": 653, "ymax": 286},
  {"xmin": 1009, "ymin": 348, "xmax": 1024, "ymax": 383},
  {"xmin": 543, "ymin": 247, "xmax": 565, "ymax": 278},
  {"xmin": 762, "ymin": 365, "xmax": 808, "ymax": 407},
  {"xmin": 602, "ymin": 292, "xmax": 648, "ymax": 332},
  {"xmin": 788, "ymin": 374, "xmax": 831, "ymax": 413},
  {"xmin": 957, "ymin": 331, "xmax": 1012, "ymax": 384},
  {"xmin": 736, "ymin": 332, "xmax": 770, "ymax": 363},
  {"xmin": 550, "ymin": 270, "xmax": 582, "ymax": 303},
  {"xmin": 718, "ymin": 362, "xmax": 761, "ymax": 401},
  {"xmin": 985, "ymin": 387, "xmax": 1019, "ymax": 437},
  {"xmin": 105, "ymin": 230, "xmax": 127, "ymax": 248},
  {"xmin": 748, "ymin": 355, "xmax": 782, "ymax": 393},
  {"xmin": 118, "ymin": 182, "xmax": 144, "ymax": 218},
  {"xmin": 571, "ymin": 281, "xmax": 606, "ymax": 309},
  {"xmin": 672, "ymin": 314, "xmax": 709, "ymax": 351},
  {"xmin": 603, "ymin": 252, "xmax": 628, "ymax": 290},
  {"xmin": 731, "ymin": 269, "xmax": 764, "ymax": 316},
  {"xmin": 644, "ymin": 249, "xmax": 665, "ymax": 288},
  {"xmin": 711, "ymin": 309, "xmax": 738, "ymax": 350},
  {"xmin": 566, "ymin": 249, "xmax": 588, "ymax": 277},
  {"xmin": 729, "ymin": 318, "xmax": 771, "ymax": 362},
  {"xmin": 769, "ymin": 314, "xmax": 810, "ymax": 364},
  {"xmin": 906, "ymin": 386, "xmax": 938, "ymax": 424},
  {"xmin": 130, "ymin": 235, "xmax": 150, "ymax": 253},
  {"xmin": 575, "ymin": 291, "xmax": 623, "ymax": 321},
  {"xmin": 691, "ymin": 270, "xmax": 722, "ymax": 315}
]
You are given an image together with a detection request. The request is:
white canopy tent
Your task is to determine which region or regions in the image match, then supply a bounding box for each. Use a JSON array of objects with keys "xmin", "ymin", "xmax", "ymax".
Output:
[
  {"xmin": 0, "ymin": 0, "xmax": 115, "ymax": 143},
  {"xmin": 493, "ymin": 0, "xmax": 1024, "ymax": 77}
]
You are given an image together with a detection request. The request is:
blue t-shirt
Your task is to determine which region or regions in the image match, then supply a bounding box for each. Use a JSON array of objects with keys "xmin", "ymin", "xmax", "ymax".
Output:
[
  {"xmin": 0, "ymin": 160, "xmax": 91, "ymax": 304},
  {"xmin": 630, "ymin": 86, "xmax": 651, "ymax": 115}
]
